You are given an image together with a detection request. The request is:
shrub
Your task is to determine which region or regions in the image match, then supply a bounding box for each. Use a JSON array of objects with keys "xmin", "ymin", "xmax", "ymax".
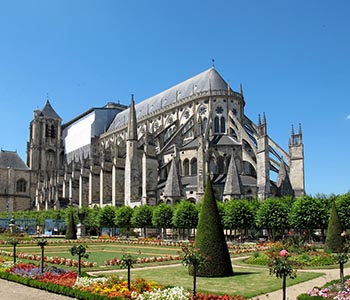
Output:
[{"xmin": 194, "ymin": 176, "xmax": 233, "ymax": 277}]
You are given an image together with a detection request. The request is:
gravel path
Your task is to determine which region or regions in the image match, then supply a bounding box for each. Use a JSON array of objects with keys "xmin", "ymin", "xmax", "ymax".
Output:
[
  {"xmin": 0, "ymin": 278, "xmax": 75, "ymax": 300},
  {"xmin": 254, "ymin": 267, "xmax": 350, "ymax": 300}
]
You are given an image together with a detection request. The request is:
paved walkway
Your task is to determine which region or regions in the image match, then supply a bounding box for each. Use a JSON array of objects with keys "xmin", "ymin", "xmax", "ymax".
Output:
[
  {"xmin": 253, "ymin": 267, "xmax": 349, "ymax": 300},
  {"xmin": 0, "ymin": 278, "xmax": 75, "ymax": 300}
]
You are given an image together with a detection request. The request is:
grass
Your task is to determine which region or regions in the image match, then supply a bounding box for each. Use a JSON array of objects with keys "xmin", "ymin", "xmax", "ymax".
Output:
[
  {"xmin": 96, "ymin": 263, "xmax": 324, "ymax": 298},
  {"xmin": 0, "ymin": 242, "xmax": 182, "ymax": 271},
  {"xmin": 0, "ymin": 241, "xmax": 327, "ymax": 297}
]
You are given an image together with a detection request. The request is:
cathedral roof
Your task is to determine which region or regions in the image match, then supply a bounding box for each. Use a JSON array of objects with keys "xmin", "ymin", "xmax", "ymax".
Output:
[
  {"xmin": 0, "ymin": 150, "xmax": 29, "ymax": 170},
  {"xmin": 41, "ymin": 100, "xmax": 62, "ymax": 120},
  {"xmin": 107, "ymin": 67, "xmax": 231, "ymax": 132}
]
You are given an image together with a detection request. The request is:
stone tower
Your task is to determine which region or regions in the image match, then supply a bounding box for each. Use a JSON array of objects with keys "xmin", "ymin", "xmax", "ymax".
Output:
[
  {"xmin": 27, "ymin": 100, "xmax": 62, "ymax": 175},
  {"xmin": 124, "ymin": 95, "xmax": 140, "ymax": 207},
  {"xmin": 289, "ymin": 124, "xmax": 305, "ymax": 197},
  {"xmin": 256, "ymin": 113, "xmax": 270, "ymax": 200}
]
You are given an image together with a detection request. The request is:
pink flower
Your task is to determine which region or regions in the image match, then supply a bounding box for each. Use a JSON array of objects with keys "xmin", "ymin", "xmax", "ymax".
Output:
[
  {"xmin": 341, "ymin": 230, "xmax": 347, "ymax": 237},
  {"xmin": 279, "ymin": 249, "xmax": 288, "ymax": 257}
]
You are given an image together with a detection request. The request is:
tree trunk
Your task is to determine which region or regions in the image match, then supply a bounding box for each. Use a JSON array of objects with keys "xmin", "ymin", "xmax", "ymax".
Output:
[
  {"xmin": 41, "ymin": 246, "xmax": 45, "ymax": 273},
  {"xmin": 282, "ymin": 275, "xmax": 287, "ymax": 300},
  {"xmin": 193, "ymin": 266, "xmax": 197, "ymax": 300},
  {"xmin": 340, "ymin": 262, "xmax": 344, "ymax": 290},
  {"xmin": 13, "ymin": 244, "xmax": 16, "ymax": 265},
  {"xmin": 78, "ymin": 255, "xmax": 81, "ymax": 276},
  {"xmin": 127, "ymin": 265, "xmax": 131, "ymax": 290}
]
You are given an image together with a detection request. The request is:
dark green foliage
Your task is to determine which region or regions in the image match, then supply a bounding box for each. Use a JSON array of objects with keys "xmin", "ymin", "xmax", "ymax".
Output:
[
  {"xmin": 131, "ymin": 205, "xmax": 153, "ymax": 237},
  {"xmin": 172, "ymin": 201, "xmax": 198, "ymax": 228},
  {"xmin": 65, "ymin": 208, "xmax": 77, "ymax": 240},
  {"xmin": 224, "ymin": 199, "xmax": 255, "ymax": 232},
  {"xmin": 256, "ymin": 197, "xmax": 290, "ymax": 241},
  {"xmin": 98, "ymin": 205, "xmax": 117, "ymax": 228},
  {"xmin": 335, "ymin": 193, "xmax": 350, "ymax": 229},
  {"xmin": 152, "ymin": 203, "xmax": 173, "ymax": 238},
  {"xmin": 115, "ymin": 206, "xmax": 134, "ymax": 237},
  {"xmin": 324, "ymin": 201, "xmax": 345, "ymax": 253},
  {"xmin": 194, "ymin": 176, "xmax": 233, "ymax": 277}
]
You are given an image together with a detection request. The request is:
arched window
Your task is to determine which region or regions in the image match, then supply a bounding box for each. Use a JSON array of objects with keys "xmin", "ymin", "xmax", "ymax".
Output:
[
  {"xmin": 16, "ymin": 179, "xmax": 27, "ymax": 193},
  {"xmin": 214, "ymin": 116, "xmax": 220, "ymax": 133},
  {"xmin": 183, "ymin": 159, "xmax": 189, "ymax": 176},
  {"xmin": 201, "ymin": 117, "xmax": 208, "ymax": 134},
  {"xmin": 190, "ymin": 158, "xmax": 197, "ymax": 175},
  {"xmin": 217, "ymin": 156, "xmax": 224, "ymax": 174},
  {"xmin": 220, "ymin": 116, "xmax": 226, "ymax": 133}
]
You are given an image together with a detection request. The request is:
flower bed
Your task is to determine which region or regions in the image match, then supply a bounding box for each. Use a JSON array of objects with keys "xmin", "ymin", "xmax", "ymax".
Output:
[
  {"xmin": 0, "ymin": 260, "xmax": 248, "ymax": 300},
  {"xmin": 0, "ymin": 250, "xmax": 96, "ymax": 268},
  {"xmin": 104, "ymin": 255, "xmax": 181, "ymax": 266}
]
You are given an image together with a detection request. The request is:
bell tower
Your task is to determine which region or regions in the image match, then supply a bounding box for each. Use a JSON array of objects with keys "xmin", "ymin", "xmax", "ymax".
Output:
[{"xmin": 27, "ymin": 100, "xmax": 63, "ymax": 175}]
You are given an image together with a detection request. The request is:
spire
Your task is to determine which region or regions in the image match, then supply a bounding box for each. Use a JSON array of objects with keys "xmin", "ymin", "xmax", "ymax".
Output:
[
  {"xmin": 163, "ymin": 158, "xmax": 182, "ymax": 198},
  {"xmin": 291, "ymin": 124, "xmax": 295, "ymax": 136},
  {"xmin": 258, "ymin": 114, "xmax": 261, "ymax": 126},
  {"xmin": 223, "ymin": 156, "xmax": 241, "ymax": 199},
  {"xmin": 41, "ymin": 100, "xmax": 61, "ymax": 120},
  {"xmin": 240, "ymin": 83, "xmax": 244, "ymax": 98},
  {"xmin": 263, "ymin": 112, "xmax": 266, "ymax": 124},
  {"xmin": 298, "ymin": 123, "xmax": 302, "ymax": 135},
  {"xmin": 127, "ymin": 94, "xmax": 137, "ymax": 141}
]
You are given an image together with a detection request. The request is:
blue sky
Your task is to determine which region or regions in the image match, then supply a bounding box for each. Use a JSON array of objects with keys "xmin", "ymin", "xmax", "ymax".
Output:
[{"xmin": 0, "ymin": 0, "xmax": 349, "ymax": 196}]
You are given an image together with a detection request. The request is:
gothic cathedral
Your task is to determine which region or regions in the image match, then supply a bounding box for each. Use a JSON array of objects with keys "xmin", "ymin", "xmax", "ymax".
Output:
[{"xmin": 0, "ymin": 67, "xmax": 304, "ymax": 212}]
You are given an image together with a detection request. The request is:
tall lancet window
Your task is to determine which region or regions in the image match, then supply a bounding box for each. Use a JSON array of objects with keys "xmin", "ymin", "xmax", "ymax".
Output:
[
  {"xmin": 214, "ymin": 106, "xmax": 225, "ymax": 134},
  {"xmin": 183, "ymin": 159, "xmax": 189, "ymax": 176}
]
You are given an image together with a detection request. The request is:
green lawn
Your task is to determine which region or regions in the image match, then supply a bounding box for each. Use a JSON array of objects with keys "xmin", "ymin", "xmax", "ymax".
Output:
[
  {"xmin": 0, "ymin": 242, "xmax": 326, "ymax": 297},
  {"xmin": 96, "ymin": 264, "xmax": 323, "ymax": 298},
  {"xmin": 0, "ymin": 242, "xmax": 182, "ymax": 269}
]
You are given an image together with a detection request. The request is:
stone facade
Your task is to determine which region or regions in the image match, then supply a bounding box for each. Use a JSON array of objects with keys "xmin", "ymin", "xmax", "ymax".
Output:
[{"xmin": 0, "ymin": 67, "xmax": 305, "ymax": 212}]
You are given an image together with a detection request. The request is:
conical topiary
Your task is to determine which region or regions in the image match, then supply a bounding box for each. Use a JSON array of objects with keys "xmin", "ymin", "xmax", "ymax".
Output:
[
  {"xmin": 65, "ymin": 208, "xmax": 77, "ymax": 240},
  {"xmin": 324, "ymin": 201, "xmax": 345, "ymax": 252},
  {"xmin": 194, "ymin": 175, "xmax": 233, "ymax": 277}
]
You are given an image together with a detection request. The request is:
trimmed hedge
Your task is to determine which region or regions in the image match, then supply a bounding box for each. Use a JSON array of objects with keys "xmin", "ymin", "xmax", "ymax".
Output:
[
  {"xmin": 194, "ymin": 176, "xmax": 233, "ymax": 277},
  {"xmin": 0, "ymin": 271, "xmax": 124, "ymax": 300}
]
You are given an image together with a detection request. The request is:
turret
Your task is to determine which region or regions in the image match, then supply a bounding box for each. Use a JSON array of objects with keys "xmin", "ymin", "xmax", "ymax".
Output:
[
  {"xmin": 124, "ymin": 95, "xmax": 141, "ymax": 207},
  {"xmin": 289, "ymin": 123, "xmax": 305, "ymax": 196},
  {"xmin": 256, "ymin": 113, "xmax": 270, "ymax": 200}
]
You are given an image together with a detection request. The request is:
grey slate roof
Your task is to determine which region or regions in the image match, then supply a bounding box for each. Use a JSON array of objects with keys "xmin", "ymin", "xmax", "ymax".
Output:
[
  {"xmin": 41, "ymin": 100, "xmax": 62, "ymax": 120},
  {"xmin": 107, "ymin": 67, "xmax": 230, "ymax": 132},
  {"xmin": 0, "ymin": 150, "xmax": 29, "ymax": 170}
]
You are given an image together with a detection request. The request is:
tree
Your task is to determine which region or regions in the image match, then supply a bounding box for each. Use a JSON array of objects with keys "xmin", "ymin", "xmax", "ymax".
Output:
[
  {"xmin": 255, "ymin": 197, "xmax": 290, "ymax": 241},
  {"xmin": 152, "ymin": 203, "xmax": 173, "ymax": 239},
  {"xmin": 131, "ymin": 205, "xmax": 153, "ymax": 237},
  {"xmin": 65, "ymin": 208, "xmax": 77, "ymax": 240},
  {"xmin": 224, "ymin": 199, "xmax": 255, "ymax": 240},
  {"xmin": 181, "ymin": 245, "xmax": 207, "ymax": 300},
  {"xmin": 269, "ymin": 249, "xmax": 296, "ymax": 300},
  {"xmin": 194, "ymin": 176, "xmax": 233, "ymax": 277},
  {"xmin": 336, "ymin": 193, "xmax": 350, "ymax": 229},
  {"xmin": 83, "ymin": 206, "xmax": 101, "ymax": 236},
  {"xmin": 98, "ymin": 205, "xmax": 117, "ymax": 235},
  {"xmin": 119, "ymin": 252, "xmax": 137, "ymax": 290},
  {"xmin": 290, "ymin": 196, "xmax": 329, "ymax": 242},
  {"xmin": 172, "ymin": 201, "xmax": 198, "ymax": 240},
  {"xmin": 70, "ymin": 244, "xmax": 89, "ymax": 276},
  {"xmin": 7, "ymin": 238, "xmax": 18, "ymax": 264},
  {"xmin": 115, "ymin": 206, "xmax": 134, "ymax": 238},
  {"xmin": 324, "ymin": 201, "xmax": 345, "ymax": 252}
]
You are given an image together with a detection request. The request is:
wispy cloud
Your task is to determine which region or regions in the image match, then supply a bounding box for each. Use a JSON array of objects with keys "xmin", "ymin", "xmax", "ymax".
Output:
[{"xmin": 346, "ymin": 115, "xmax": 350, "ymax": 120}]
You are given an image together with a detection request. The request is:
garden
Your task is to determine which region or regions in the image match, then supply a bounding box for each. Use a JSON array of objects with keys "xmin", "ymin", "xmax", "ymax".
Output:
[{"xmin": 0, "ymin": 190, "xmax": 350, "ymax": 299}]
